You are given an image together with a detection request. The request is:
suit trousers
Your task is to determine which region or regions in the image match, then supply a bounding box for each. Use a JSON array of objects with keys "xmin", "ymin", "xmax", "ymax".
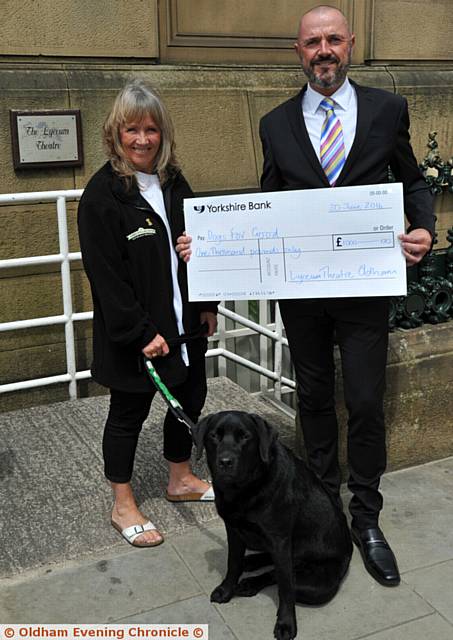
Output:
[
  {"xmin": 279, "ymin": 297, "xmax": 389, "ymax": 530},
  {"xmin": 103, "ymin": 356, "xmax": 207, "ymax": 483}
]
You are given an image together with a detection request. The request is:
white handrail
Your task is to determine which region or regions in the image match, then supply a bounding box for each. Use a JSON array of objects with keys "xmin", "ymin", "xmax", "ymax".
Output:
[
  {"xmin": 0, "ymin": 190, "xmax": 83, "ymax": 204},
  {"xmin": 0, "ymin": 189, "xmax": 295, "ymax": 401},
  {"xmin": 207, "ymin": 348, "xmax": 295, "ymax": 389},
  {"xmin": 218, "ymin": 305, "xmax": 288, "ymax": 346},
  {"xmin": 57, "ymin": 195, "xmax": 77, "ymax": 399}
]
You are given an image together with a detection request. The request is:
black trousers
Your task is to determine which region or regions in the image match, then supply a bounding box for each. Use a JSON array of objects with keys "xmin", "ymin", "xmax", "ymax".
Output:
[
  {"xmin": 103, "ymin": 357, "xmax": 207, "ymax": 483},
  {"xmin": 279, "ymin": 297, "xmax": 389, "ymax": 530}
]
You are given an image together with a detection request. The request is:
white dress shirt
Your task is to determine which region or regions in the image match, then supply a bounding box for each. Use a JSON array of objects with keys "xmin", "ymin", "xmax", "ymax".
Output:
[
  {"xmin": 302, "ymin": 78, "xmax": 358, "ymax": 162},
  {"xmin": 136, "ymin": 171, "xmax": 189, "ymax": 366}
]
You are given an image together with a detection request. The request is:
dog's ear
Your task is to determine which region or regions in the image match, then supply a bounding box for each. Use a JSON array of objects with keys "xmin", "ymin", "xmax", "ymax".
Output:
[
  {"xmin": 192, "ymin": 414, "xmax": 213, "ymax": 460},
  {"xmin": 249, "ymin": 414, "xmax": 278, "ymax": 463}
]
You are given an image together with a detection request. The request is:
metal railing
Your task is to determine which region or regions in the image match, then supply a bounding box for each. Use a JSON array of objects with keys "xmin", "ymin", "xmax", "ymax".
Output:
[{"xmin": 0, "ymin": 189, "xmax": 295, "ymax": 401}]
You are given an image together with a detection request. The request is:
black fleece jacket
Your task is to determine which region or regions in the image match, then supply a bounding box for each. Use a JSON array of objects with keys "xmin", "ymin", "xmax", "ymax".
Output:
[{"xmin": 78, "ymin": 162, "xmax": 217, "ymax": 392}]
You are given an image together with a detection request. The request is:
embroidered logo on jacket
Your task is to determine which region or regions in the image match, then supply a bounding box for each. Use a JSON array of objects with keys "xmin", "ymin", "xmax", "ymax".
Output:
[{"xmin": 127, "ymin": 227, "xmax": 156, "ymax": 241}]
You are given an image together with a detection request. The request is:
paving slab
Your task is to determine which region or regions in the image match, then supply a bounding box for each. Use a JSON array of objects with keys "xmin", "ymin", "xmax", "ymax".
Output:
[
  {"xmin": 376, "ymin": 458, "xmax": 453, "ymax": 573},
  {"xmin": 118, "ymin": 595, "xmax": 238, "ymax": 640},
  {"xmin": 402, "ymin": 560, "xmax": 453, "ymax": 625},
  {"xmin": 0, "ymin": 544, "xmax": 202, "ymax": 623},
  {"xmin": 171, "ymin": 522, "xmax": 228, "ymax": 594},
  {"xmin": 353, "ymin": 613, "xmax": 453, "ymax": 640}
]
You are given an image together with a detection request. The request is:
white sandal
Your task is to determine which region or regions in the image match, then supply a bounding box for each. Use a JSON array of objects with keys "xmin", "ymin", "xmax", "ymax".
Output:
[
  {"xmin": 166, "ymin": 484, "xmax": 215, "ymax": 503},
  {"xmin": 111, "ymin": 519, "xmax": 164, "ymax": 547}
]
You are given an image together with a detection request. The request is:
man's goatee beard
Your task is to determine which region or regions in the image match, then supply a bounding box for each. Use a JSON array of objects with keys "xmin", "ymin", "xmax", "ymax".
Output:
[
  {"xmin": 304, "ymin": 61, "xmax": 350, "ymax": 89},
  {"xmin": 303, "ymin": 48, "xmax": 352, "ymax": 90}
]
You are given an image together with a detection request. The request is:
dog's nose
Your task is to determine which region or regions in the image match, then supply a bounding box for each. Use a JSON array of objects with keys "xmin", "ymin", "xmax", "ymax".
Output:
[{"xmin": 218, "ymin": 456, "xmax": 234, "ymax": 470}]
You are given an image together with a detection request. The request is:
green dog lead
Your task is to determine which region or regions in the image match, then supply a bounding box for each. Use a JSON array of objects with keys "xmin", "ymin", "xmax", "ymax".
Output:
[{"xmin": 143, "ymin": 357, "xmax": 195, "ymax": 435}]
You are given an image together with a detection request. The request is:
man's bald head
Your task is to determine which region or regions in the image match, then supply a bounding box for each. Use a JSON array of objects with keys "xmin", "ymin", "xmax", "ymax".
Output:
[{"xmin": 297, "ymin": 5, "xmax": 350, "ymax": 41}]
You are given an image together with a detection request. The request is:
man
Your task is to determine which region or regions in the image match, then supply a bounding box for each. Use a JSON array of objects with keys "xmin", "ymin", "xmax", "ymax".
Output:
[{"xmin": 259, "ymin": 5, "xmax": 434, "ymax": 587}]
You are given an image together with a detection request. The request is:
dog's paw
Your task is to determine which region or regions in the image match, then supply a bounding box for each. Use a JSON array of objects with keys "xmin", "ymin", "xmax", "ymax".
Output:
[
  {"xmin": 274, "ymin": 617, "xmax": 297, "ymax": 640},
  {"xmin": 210, "ymin": 583, "xmax": 234, "ymax": 603},
  {"xmin": 235, "ymin": 578, "xmax": 260, "ymax": 597}
]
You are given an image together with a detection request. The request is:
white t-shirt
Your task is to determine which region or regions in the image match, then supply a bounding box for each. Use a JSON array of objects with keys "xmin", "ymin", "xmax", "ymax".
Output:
[{"xmin": 136, "ymin": 171, "xmax": 189, "ymax": 366}]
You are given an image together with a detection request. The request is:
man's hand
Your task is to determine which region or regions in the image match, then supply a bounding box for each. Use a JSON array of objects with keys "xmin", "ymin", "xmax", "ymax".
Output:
[
  {"xmin": 176, "ymin": 232, "xmax": 192, "ymax": 263},
  {"xmin": 200, "ymin": 311, "xmax": 217, "ymax": 337},
  {"xmin": 142, "ymin": 333, "xmax": 170, "ymax": 359},
  {"xmin": 398, "ymin": 229, "xmax": 432, "ymax": 266}
]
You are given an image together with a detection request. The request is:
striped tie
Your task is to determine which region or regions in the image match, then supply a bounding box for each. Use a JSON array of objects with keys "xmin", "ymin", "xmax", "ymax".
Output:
[{"xmin": 320, "ymin": 97, "xmax": 345, "ymax": 186}]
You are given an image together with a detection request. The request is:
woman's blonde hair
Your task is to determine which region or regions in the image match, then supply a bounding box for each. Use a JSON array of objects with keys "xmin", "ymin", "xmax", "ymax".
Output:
[{"xmin": 103, "ymin": 79, "xmax": 179, "ymax": 185}]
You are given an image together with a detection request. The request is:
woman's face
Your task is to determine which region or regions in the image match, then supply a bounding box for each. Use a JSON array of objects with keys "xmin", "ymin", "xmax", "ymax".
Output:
[{"xmin": 119, "ymin": 114, "xmax": 161, "ymax": 174}]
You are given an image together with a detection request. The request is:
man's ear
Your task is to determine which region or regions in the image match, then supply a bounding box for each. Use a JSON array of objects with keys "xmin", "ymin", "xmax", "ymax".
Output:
[
  {"xmin": 249, "ymin": 413, "xmax": 278, "ymax": 464},
  {"xmin": 192, "ymin": 414, "xmax": 213, "ymax": 460}
]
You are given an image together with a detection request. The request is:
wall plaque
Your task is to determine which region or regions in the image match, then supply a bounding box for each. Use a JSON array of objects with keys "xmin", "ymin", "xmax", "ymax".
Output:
[{"xmin": 10, "ymin": 109, "xmax": 83, "ymax": 169}]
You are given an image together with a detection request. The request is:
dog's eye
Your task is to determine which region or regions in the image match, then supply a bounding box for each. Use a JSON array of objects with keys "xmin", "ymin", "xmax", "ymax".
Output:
[
  {"xmin": 208, "ymin": 431, "xmax": 220, "ymax": 441},
  {"xmin": 236, "ymin": 430, "xmax": 251, "ymax": 441}
]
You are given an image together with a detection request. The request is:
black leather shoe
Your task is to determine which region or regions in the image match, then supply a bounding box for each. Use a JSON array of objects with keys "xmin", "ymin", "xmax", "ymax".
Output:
[{"xmin": 351, "ymin": 526, "xmax": 400, "ymax": 586}]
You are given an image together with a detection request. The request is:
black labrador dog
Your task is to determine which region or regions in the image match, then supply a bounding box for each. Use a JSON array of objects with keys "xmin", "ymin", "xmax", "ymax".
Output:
[{"xmin": 193, "ymin": 411, "xmax": 352, "ymax": 640}]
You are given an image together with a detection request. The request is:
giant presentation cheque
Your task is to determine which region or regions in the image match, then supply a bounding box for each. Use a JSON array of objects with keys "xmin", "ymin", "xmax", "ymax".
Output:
[{"xmin": 184, "ymin": 183, "xmax": 407, "ymax": 301}]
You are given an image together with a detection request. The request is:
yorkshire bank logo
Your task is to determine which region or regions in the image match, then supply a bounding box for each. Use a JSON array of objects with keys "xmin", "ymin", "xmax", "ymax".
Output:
[{"xmin": 193, "ymin": 200, "xmax": 271, "ymax": 213}]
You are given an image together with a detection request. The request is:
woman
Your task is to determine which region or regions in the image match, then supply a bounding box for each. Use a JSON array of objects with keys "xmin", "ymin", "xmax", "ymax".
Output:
[{"xmin": 78, "ymin": 79, "xmax": 217, "ymax": 547}]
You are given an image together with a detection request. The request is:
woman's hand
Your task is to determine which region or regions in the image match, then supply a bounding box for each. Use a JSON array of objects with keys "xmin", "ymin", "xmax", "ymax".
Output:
[
  {"xmin": 175, "ymin": 232, "xmax": 192, "ymax": 263},
  {"xmin": 142, "ymin": 333, "xmax": 170, "ymax": 359},
  {"xmin": 200, "ymin": 311, "xmax": 218, "ymax": 337}
]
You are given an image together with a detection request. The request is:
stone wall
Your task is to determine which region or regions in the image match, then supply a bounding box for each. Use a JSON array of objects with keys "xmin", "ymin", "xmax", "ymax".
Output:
[{"xmin": 0, "ymin": 1, "xmax": 159, "ymax": 58}]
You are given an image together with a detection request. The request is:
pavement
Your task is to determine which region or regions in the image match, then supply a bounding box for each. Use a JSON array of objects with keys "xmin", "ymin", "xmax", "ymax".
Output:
[{"xmin": 1, "ymin": 379, "xmax": 453, "ymax": 639}]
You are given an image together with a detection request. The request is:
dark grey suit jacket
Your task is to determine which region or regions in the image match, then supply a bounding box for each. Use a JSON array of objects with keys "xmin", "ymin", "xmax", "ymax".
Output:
[{"xmin": 259, "ymin": 80, "xmax": 435, "ymax": 236}]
